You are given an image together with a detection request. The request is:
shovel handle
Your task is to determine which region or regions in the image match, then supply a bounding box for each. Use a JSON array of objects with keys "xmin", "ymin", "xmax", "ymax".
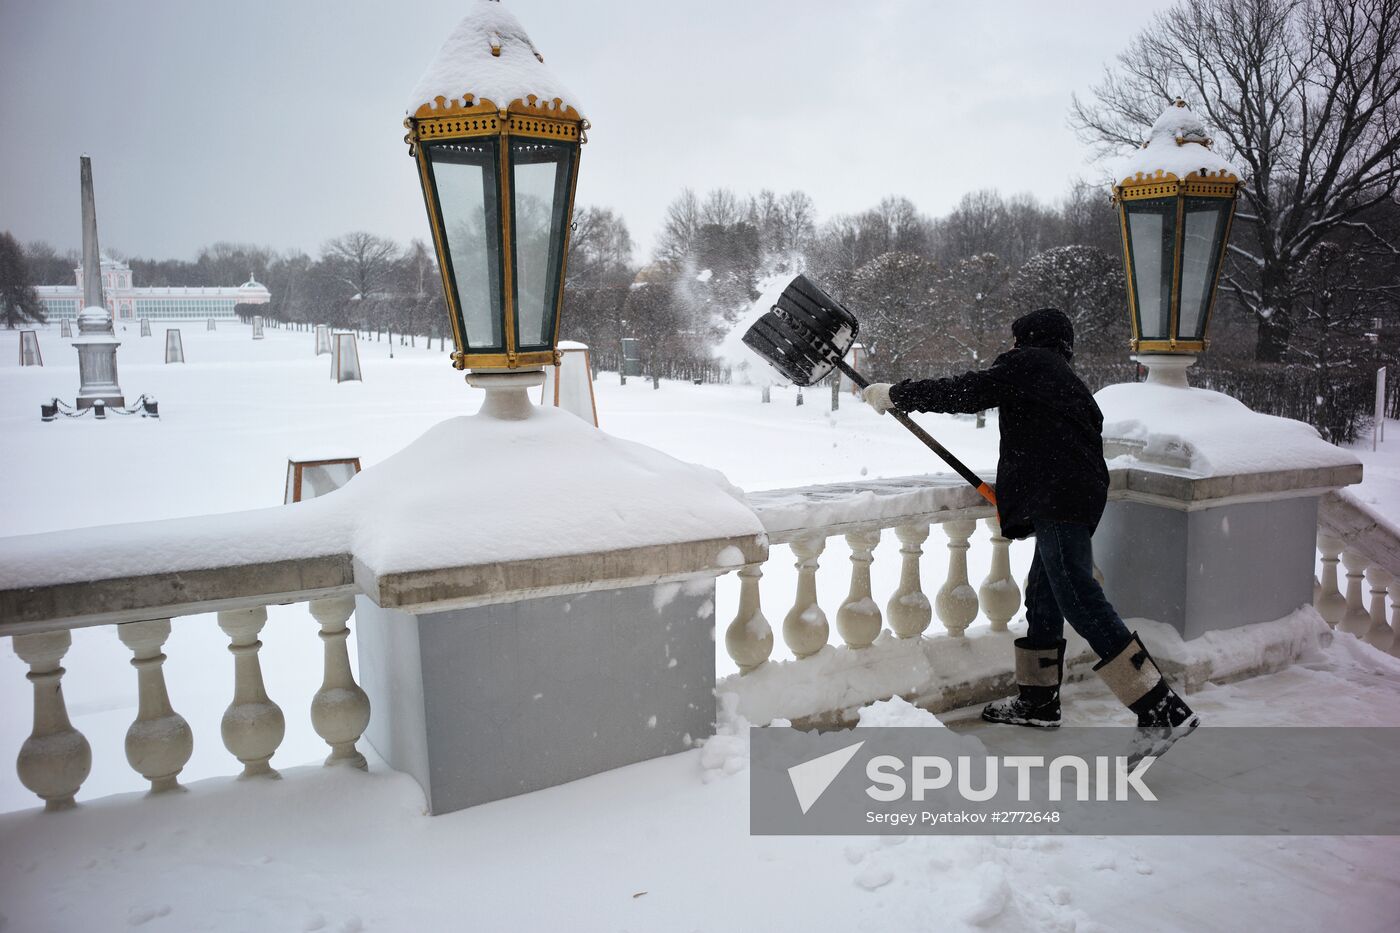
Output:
[{"xmin": 834, "ymin": 360, "xmax": 997, "ymax": 508}]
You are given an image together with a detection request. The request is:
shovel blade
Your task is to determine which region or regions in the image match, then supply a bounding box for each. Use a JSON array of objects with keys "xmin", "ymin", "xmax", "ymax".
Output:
[{"xmin": 742, "ymin": 274, "xmax": 860, "ymax": 387}]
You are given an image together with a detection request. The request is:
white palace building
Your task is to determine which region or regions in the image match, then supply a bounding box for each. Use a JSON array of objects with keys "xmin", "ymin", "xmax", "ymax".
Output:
[{"xmin": 36, "ymin": 255, "xmax": 271, "ymax": 322}]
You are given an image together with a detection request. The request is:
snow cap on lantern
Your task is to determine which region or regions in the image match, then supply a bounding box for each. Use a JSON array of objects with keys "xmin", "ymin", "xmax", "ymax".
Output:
[
  {"xmin": 1112, "ymin": 99, "xmax": 1244, "ymax": 369},
  {"xmin": 1115, "ymin": 99, "xmax": 1241, "ymax": 186},
  {"xmin": 406, "ymin": 0, "xmax": 584, "ymax": 120}
]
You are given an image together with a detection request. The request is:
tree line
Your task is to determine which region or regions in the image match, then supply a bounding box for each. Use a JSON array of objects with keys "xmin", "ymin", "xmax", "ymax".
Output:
[{"xmin": 2, "ymin": 0, "xmax": 1395, "ymax": 441}]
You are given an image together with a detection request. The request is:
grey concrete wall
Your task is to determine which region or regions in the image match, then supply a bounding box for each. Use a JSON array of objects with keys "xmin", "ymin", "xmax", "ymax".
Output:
[
  {"xmin": 355, "ymin": 596, "xmax": 431, "ymax": 802},
  {"xmin": 356, "ymin": 578, "xmax": 717, "ymax": 814},
  {"xmin": 1095, "ymin": 496, "xmax": 1319, "ymax": 640},
  {"xmin": 1182, "ymin": 495, "xmax": 1317, "ymax": 639}
]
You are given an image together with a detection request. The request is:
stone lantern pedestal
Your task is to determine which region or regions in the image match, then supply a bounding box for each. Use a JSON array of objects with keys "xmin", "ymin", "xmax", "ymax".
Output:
[
  {"xmin": 344, "ymin": 378, "xmax": 766, "ymax": 814},
  {"xmin": 1094, "ymin": 381, "xmax": 1361, "ymax": 639}
]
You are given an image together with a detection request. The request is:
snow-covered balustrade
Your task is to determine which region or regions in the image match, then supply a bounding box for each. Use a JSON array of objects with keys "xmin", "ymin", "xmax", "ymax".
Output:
[
  {"xmin": 0, "ymin": 403, "xmax": 765, "ymax": 813},
  {"xmin": 725, "ymin": 474, "xmax": 1034, "ymax": 727},
  {"xmin": 1316, "ymin": 491, "xmax": 1400, "ymax": 655},
  {"xmin": 725, "ymin": 421, "xmax": 1366, "ymax": 726}
]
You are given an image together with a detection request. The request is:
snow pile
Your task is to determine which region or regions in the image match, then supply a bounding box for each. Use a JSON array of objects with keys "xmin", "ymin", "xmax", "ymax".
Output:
[
  {"xmin": 718, "ymin": 628, "xmax": 1033, "ymax": 726},
  {"xmin": 698, "ymin": 692, "xmax": 750, "ymax": 782},
  {"xmin": 854, "ymin": 695, "xmax": 945, "ymax": 728},
  {"xmin": 406, "ymin": 0, "xmax": 583, "ymax": 117},
  {"xmin": 341, "ymin": 404, "xmax": 761, "ymax": 575},
  {"xmin": 1096, "ymin": 381, "xmax": 1360, "ymax": 477},
  {"xmin": 1114, "ymin": 101, "xmax": 1240, "ymax": 185},
  {"xmin": 748, "ymin": 473, "xmax": 990, "ymax": 539}
]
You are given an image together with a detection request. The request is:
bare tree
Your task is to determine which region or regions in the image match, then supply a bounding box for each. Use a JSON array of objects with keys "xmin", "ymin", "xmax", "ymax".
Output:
[
  {"xmin": 322, "ymin": 231, "xmax": 401, "ymax": 300},
  {"xmin": 655, "ymin": 189, "xmax": 702, "ymax": 266},
  {"xmin": 1071, "ymin": 0, "xmax": 1400, "ymax": 362}
]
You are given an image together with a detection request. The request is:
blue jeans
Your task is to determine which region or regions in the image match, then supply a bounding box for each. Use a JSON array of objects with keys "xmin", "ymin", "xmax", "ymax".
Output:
[{"xmin": 1023, "ymin": 519, "xmax": 1133, "ymax": 660}]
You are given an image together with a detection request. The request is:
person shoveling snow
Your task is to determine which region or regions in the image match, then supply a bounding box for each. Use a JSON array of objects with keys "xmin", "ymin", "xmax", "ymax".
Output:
[
  {"xmin": 862, "ymin": 308, "xmax": 1199, "ymax": 763},
  {"xmin": 742, "ymin": 278, "xmax": 1199, "ymax": 762}
]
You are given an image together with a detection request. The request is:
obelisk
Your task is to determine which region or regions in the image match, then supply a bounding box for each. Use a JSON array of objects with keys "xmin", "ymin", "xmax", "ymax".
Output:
[{"xmin": 72, "ymin": 155, "xmax": 124, "ymax": 409}]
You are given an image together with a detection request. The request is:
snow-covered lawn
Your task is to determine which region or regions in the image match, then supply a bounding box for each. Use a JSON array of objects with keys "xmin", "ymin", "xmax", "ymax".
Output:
[
  {"xmin": 2, "ymin": 323, "xmax": 1398, "ymax": 932},
  {"xmin": 2, "ymin": 633, "xmax": 1398, "ymax": 933}
]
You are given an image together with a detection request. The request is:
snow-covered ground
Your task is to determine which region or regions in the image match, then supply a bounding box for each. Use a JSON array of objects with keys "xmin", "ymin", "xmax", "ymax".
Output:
[{"xmin": 2, "ymin": 323, "xmax": 1398, "ymax": 932}]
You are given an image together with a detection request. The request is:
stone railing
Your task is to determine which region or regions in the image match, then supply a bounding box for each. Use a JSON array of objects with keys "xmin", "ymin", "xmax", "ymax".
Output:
[
  {"xmin": 4, "ymin": 460, "xmax": 1377, "ymax": 810},
  {"xmin": 1, "ymin": 466, "xmax": 762, "ymax": 814},
  {"xmin": 720, "ymin": 461, "xmax": 1372, "ymax": 727},
  {"xmin": 9, "ymin": 592, "xmax": 370, "ymax": 811},
  {"xmin": 1316, "ymin": 491, "xmax": 1400, "ymax": 654},
  {"xmin": 720, "ymin": 474, "xmax": 1084, "ymax": 728}
]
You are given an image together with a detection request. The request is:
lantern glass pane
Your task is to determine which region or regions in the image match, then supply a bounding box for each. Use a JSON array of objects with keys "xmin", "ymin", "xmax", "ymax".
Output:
[
  {"xmin": 426, "ymin": 140, "xmax": 504, "ymax": 350},
  {"xmin": 1124, "ymin": 197, "xmax": 1177, "ymax": 342},
  {"xmin": 510, "ymin": 139, "xmax": 575, "ymax": 350},
  {"xmin": 1178, "ymin": 197, "xmax": 1230, "ymax": 340}
]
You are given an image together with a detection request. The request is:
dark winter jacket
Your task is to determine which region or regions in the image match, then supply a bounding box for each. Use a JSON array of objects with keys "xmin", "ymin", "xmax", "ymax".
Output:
[{"xmin": 888, "ymin": 308, "xmax": 1109, "ymax": 540}]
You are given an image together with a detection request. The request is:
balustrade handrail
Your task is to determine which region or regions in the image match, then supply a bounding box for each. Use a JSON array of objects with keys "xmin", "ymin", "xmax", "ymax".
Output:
[
  {"xmin": 0, "ymin": 460, "xmax": 1362, "ymax": 641},
  {"xmin": 1319, "ymin": 490, "xmax": 1400, "ymax": 580}
]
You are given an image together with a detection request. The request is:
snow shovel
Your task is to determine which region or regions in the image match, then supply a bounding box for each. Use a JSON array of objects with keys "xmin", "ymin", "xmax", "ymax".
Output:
[{"xmin": 742, "ymin": 274, "xmax": 997, "ymax": 507}]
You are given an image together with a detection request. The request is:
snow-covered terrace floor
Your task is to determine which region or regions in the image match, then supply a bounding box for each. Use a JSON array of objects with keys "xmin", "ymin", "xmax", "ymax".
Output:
[{"xmin": 4, "ymin": 633, "xmax": 1398, "ymax": 933}]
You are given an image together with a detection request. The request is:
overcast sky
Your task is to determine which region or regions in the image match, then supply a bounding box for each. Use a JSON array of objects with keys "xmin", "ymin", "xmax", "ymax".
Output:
[{"xmin": 0, "ymin": 0, "xmax": 1175, "ymax": 263}]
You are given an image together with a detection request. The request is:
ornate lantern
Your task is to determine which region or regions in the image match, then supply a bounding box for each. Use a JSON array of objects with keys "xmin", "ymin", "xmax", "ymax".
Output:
[
  {"xmin": 1113, "ymin": 99, "xmax": 1241, "ymax": 385},
  {"xmin": 403, "ymin": 0, "xmax": 586, "ymax": 378}
]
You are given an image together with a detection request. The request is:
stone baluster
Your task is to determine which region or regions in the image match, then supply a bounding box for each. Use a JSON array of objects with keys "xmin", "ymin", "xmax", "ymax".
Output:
[
  {"xmin": 1339, "ymin": 549, "xmax": 1373, "ymax": 636},
  {"xmin": 217, "ymin": 607, "xmax": 285, "ymax": 777},
  {"xmin": 1389, "ymin": 582, "xmax": 1400, "ymax": 660},
  {"xmin": 978, "ymin": 519, "xmax": 1021, "ymax": 632},
  {"xmin": 308, "ymin": 596, "xmax": 372, "ymax": 769},
  {"xmin": 117, "ymin": 619, "xmax": 192, "ymax": 792},
  {"xmin": 936, "ymin": 520, "xmax": 980, "ymax": 637},
  {"xmin": 726, "ymin": 563, "xmax": 773, "ymax": 672},
  {"xmin": 1315, "ymin": 533, "xmax": 1346, "ymax": 626},
  {"xmin": 783, "ymin": 534, "xmax": 829, "ymax": 658},
  {"xmin": 13, "ymin": 631, "xmax": 91, "ymax": 810},
  {"xmin": 1363, "ymin": 567, "xmax": 1394, "ymax": 651},
  {"xmin": 887, "ymin": 523, "xmax": 932, "ymax": 638},
  {"xmin": 836, "ymin": 531, "xmax": 883, "ymax": 648}
]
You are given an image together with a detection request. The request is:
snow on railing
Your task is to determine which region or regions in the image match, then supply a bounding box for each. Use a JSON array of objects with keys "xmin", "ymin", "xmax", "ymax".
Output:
[{"xmin": 1315, "ymin": 491, "xmax": 1400, "ymax": 653}]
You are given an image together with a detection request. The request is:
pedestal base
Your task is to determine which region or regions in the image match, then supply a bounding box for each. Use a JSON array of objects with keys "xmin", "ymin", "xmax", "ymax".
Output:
[
  {"xmin": 355, "ymin": 577, "xmax": 717, "ymax": 814},
  {"xmin": 75, "ymin": 395, "xmax": 125, "ymax": 409}
]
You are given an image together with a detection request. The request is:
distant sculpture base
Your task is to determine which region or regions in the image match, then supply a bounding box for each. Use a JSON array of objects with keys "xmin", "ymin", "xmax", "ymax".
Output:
[{"xmin": 74, "ymin": 394, "xmax": 126, "ymax": 410}]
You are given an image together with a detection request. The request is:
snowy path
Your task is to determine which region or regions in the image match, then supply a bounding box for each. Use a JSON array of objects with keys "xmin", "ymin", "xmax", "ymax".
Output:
[{"xmin": 1, "ymin": 634, "xmax": 1397, "ymax": 933}]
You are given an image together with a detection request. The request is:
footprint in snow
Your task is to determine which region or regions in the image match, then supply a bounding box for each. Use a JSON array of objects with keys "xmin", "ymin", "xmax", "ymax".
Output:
[
  {"xmin": 855, "ymin": 865, "xmax": 893, "ymax": 890},
  {"xmin": 127, "ymin": 905, "xmax": 171, "ymax": 926}
]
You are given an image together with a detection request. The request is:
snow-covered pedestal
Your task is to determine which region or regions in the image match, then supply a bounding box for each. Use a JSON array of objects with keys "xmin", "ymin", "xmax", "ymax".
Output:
[
  {"xmin": 1095, "ymin": 383, "xmax": 1361, "ymax": 639},
  {"xmin": 348, "ymin": 384, "xmax": 765, "ymax": 813}
]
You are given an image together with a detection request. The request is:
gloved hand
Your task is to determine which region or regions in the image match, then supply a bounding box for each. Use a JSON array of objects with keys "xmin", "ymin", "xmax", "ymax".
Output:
[{"xmin": 862, "ymin": 382, "xmax": 896, "ymax": 415}]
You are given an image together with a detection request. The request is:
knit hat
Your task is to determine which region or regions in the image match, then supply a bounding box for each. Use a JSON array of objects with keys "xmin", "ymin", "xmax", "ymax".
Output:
[{"xmin": 1012, "ymin": 308, "xmax": 1074, "ymax": 360}]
